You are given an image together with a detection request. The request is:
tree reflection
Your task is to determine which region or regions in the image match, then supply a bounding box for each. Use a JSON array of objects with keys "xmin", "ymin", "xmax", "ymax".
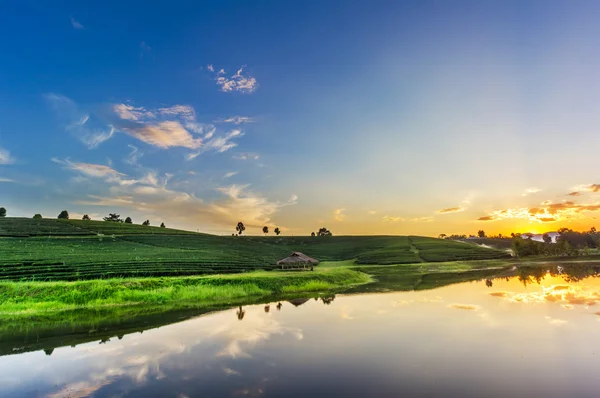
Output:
[
  {"xmin": 236, "ymin": 306, "xmax": 246, "ymax": 321},
  {"xmin": 276, "ymin": 302, "xmax": 283, "ymax": 311},
  {"xmin": 321, "ymin": 294, "xmax": 336, "ymax": 305},
  {"xmin": 485, "ymin": 279, "xmax": 493, "ymax": 287},
  {"xmin": 485, "ymin": 263, "xmax": 600, "ymax": 286},
  {"xmin": 264, "ymin": 305, "xmax": 270, "ymax": 313}
]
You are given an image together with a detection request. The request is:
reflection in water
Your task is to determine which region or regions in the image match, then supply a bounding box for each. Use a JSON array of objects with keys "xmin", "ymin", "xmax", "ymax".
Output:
[{"xmin": 4, "ymin": 265, "xmax": 600, "ymax": 397}]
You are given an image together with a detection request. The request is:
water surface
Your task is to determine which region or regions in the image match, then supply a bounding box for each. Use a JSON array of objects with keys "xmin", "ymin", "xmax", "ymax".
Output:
[{"xmin": 2, "ymin": 266, "xmax": 600, "ymax": 397}]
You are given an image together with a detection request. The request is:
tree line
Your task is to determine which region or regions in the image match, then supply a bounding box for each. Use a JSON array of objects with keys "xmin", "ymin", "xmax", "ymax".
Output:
[{"xmin": 233, "ymin": 221, "xmax": 333, "ymax": 237}]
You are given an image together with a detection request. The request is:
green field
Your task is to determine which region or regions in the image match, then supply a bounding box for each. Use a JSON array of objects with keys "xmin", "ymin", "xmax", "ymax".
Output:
[{"xmin": 0, "ymin": 218, "xmax": 510, "ymax": 282}]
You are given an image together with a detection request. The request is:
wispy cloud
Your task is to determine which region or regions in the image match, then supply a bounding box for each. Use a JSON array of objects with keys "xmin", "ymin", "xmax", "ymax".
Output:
[
  {"xmin": 0, "ymin": 147, "xmax": 14, "ymax": 165},
  {"xmin": 522, "ymin": 187, "xmax": 542, "ymax": 196},
  {"xmin": 333, "ymin": 208, "xmax": 346, "ymax": 222},
  {"xmin": 573, "ymin": 183, "xmax": 600, "ymax": 193},
  {"xmin": 70, "ymin": 17, "xmax": 84, "ymax": 29},
  {"xmin": 224, "ymin": 171, "xmax": 238, "ymax": 179},
  {"xmin": 218, "ymin": 116, "xmax": 257, "ymax": 125},
  {"xmin": 120, "ymin": 121, "xmax": 203, "ymax": 149},
  {"xmin": 409, "ymin": 217, "xmax": 434, "ymax": 222},
  {"xmin": 187, "ymin": 129, "xmax": 244, "ymax": 160},
  {"xmin": 125, "ymin": 145, "xmax": 143, "ymax": 165},
  {"xmin": 211, "ymin": 66, "xmax": 258, "ymax": 93},
  {"xmin": 0, "ymin": 177, "xmax": 15, "ymax": 183},
  {"xmin": 567, "ymin": 191, "xmax": 581, "ymax": 196},
  {"xmin": 233, "ymin": 153, "xmax": 260, "ymax": 161},
  {"xmin": 437, "ymin": 207, "xmax": 465, "ymax": 214},
  {"xmin": 46, "ymin": 93, "xmax": 115, "ymax": 149},
  {"xmin": 113, "ymin": 104, "xmax": 155, "ymax": 121},
  {"xmin": 157, "ymin": 105, "xmax": 195, "ymax": 120},
  {"xmin": 52, "ymin": 158, "xmax": 137, "ymax": 186},
  {"xmin": 140, "ymin": 41, "xmax": 152, "ymax": 56},
  {"xmin": 382, "ymin": 215, "xmax": 404, "ymax": 222},
  {"xmin": 477, "ymin": 200, "xmax": 600, "ymax": 223}
]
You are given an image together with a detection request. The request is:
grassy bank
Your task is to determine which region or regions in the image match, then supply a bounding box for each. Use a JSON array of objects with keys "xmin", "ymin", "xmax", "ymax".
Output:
[{"xmin": 0, "ymin": 268, "xmax": 371, "ymax": 315}]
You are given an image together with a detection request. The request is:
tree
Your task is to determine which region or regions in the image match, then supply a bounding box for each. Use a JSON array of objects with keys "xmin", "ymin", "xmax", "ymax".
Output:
[
  {"xmin": 124, "ymin": 217, "xmax": 132, "ymax": 224},
  {"xmin": 317, "ymin": 227, "xmax": 332, "ymax": 236},
  {"xmin": 33, "ymin": 214, "xmax": 42, "ymax": 219},
  {"xmin": 542, "ymin": 233, "xmax": 552, "ymax": 244},
  {"xmin": 311, "ymin": 232, "xmax": 316, "ymax": 237},
  {"xmin": 82, "ymin": 214, "xmax": 91, "ymax": 221},
  {"xmin": 160, "ymin": 222, "xmax": 166, "ymax": 228},
  {"xmin": 438, "ymin": 234, "xmax": 447, "ymax": 239},
  {"xmin": 142, "ymin": 220, "xmax": 150, "ymax": 226},
  {"xmin": 0, "ymin": 207, "xmax": 6, "ymax": 217},
  {"xmin": 236, "ymin": 221, "xmax": 246, "ymax": 235},
  {"xmin": 477, "ymin": 230, "xmax": 486, "ymax": 238},
  {"xmin": 262, "ymin": 226, "xmax": 269, "ymax": 235},
  {"xmin": 274, "ymin": 227, "xmax": 281, "ymax": 236},
  {"xmin": 103, "ymin": 213, "xmax": 123, "ymax": 222},
  {"xmin": 58, "ymin": 210, "xmax": 69, "ymax": 220}
]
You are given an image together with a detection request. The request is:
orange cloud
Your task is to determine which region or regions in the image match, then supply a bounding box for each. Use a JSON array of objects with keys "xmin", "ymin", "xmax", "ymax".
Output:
[
  {"xmin": 437, "ymin": 207, "xmax": 465, "ymax": 214},
  {"xmin": 568, "ymin": 191, "xmax": 581, "ymax": 196},
  {"xmin": 476, "ymin": 200, "xmax": 600, "ymax": 223}
]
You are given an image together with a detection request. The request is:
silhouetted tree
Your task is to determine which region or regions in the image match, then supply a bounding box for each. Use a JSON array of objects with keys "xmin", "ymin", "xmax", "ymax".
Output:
[
  {"xmin": 236, "ymin": 221, "xmax": 246, "ymax": 235},
  {"xmin": 33, "ymin": 214, "xmax": 42, "ymax": 219},
  {"xmin": 543, "ymin": 233, "xmax": 552, "ymax": 244},
  {"xmin": 274, "ymin": 227, "xmax": 281, "ymax": 236},
  {"xmin": 142, "ymin": 220, "xmax": 150, "ymax": 226},
  {"xmin": 82, "ymin": 214, "xmax": 91, "ymax": 220},
  {"xmin": 477, "ymin": 230, "xmax": 486, "ymax": 238},
  {"xmin": 311, "ymin": 232, "xmax": 316, "ymax": 237},
  {"xmin": 58, "ymin": 210, "xmax": 69, "ymax": 220},
  {"xmin": 160, "ymin": 222, "xmax": 166, "ymax": 228},
  {"xmin": 262, "ymin": 226, "xmax": 269, "ymax": 235},
  {"xmin": 317, "ymin": 227, "xmax": 332, "ymax": 236},
  {"xmin": 438, "ymin": 234, "xmax": 447, "ymax": 239},
  {"xmin": 124, "ymin": 217, "xmax": 132, "ymax": 224},
  {"xmin": 103, "ymin": 213, "xmax": 123, "ymax": 222},
  {"xmin": 0, "ymin": 207, "xmax": 5, "ymax": 217}
]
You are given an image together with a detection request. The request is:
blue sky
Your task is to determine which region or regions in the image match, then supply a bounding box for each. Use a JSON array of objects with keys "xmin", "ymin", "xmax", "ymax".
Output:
[{"xmin": 2, "ymin": 1, "xmax": 600, "ymax": 235}]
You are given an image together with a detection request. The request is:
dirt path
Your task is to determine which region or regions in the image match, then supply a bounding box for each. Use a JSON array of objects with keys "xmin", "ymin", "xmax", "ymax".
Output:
[{"xmin": 408, "ymin": 237, "xmax": 425, "ymax": 263}]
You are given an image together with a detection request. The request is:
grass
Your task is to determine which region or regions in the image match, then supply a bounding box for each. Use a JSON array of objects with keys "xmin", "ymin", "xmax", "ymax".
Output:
[{"xmin": 0, "ymin": 268, "xmax": 371, "ymax": 315}]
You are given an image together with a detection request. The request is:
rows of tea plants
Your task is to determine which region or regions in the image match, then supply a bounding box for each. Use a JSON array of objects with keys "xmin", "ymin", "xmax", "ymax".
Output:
[
  {"xmin": 0, "ymin": 218, "xmax": 94, "ymax": 237},
  {"xmin": 0, "ymin": 237, "xmax": 280, "ymax": 281},
  {"xmin": 410, "ymin": 236, "xmax": 511, "ymax": 262},
  {"xmin": 63, "ymin": 220, "xmax": 198, "ymax": 235}
]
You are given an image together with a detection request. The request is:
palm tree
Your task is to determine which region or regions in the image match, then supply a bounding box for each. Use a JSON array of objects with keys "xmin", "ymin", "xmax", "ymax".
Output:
[{"xmin": 262, "ymin": 226, "xmax": 269, "ymax": 235}]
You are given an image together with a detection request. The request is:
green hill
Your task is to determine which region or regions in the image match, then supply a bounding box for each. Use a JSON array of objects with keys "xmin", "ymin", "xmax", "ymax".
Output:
[{"xmin": 0, "ymin": 217, "xmax": 510, "ymax": 281}]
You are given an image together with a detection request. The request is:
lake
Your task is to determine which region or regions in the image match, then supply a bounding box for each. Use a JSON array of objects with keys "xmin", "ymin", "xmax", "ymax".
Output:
[{"xmin": 2, "ymin": 264, "xmax": 600, "ymax": 397}]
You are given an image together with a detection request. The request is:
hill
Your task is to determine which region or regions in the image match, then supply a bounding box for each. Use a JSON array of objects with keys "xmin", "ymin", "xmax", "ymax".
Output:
[{"xmin": 0, "ymin": 218, "xmax": 511, "ymax": 281}]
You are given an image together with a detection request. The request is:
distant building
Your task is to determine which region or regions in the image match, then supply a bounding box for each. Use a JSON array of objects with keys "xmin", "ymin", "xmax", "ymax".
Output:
[{"xmin": 277, "ymin": 252, "xmax": 319, "ymax": 270}]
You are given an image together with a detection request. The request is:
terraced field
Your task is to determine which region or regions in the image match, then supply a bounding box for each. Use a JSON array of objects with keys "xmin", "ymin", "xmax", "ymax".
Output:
[{"xmin": 0, "ymin": 218, "xmax": 511, "ymax": 281}]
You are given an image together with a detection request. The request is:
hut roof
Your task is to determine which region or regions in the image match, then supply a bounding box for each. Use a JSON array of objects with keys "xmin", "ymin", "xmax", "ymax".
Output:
[
  {"xmin": 277, "ymin": 252, "xmax": 319, "ymax": 265},
  {"xmin": 287, "ymin": 298, "xmax": 310, "ymax": 307}
]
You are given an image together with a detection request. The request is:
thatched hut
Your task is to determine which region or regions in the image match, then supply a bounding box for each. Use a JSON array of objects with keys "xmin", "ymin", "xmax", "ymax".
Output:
[{"xmin": 277, "ymin": 252, "xmax": 319, "ymax": 270}]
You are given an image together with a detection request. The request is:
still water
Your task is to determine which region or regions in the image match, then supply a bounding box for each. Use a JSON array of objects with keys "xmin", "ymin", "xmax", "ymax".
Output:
[{"xmin": 2, "ymin": 266, "xmax": 600, "ymax": 397}]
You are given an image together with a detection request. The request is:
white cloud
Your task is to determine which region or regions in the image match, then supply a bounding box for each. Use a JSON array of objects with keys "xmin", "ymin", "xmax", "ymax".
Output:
[
  {"xmin": 522, "ymin": 187, "xmax": 542, "ymax": 196},
  {"xmin": 113, "ymin": 104, "xmax": 155, "ymax": 121},
  {"xmin": 410, "ymin": 216, "xmax": 434, "ymax": 222},
  {"xmin": 0, "ymin": 147, "xmax": 14, "ymax": 164},
  {"xmin": 70, "ymin": 17, "xmax": 83, "ymax": 29},
  {"xmin": 289, "ymin": 194, "xmax": 298, "ymax": 203},
  {"xmin": 224, "ymin": 171, "xmax": 238, "ymax": 179},
  {"xmin": 333, "ymin": 208, "xmax": 346, "ymax": 222},
  {"xmin": 0, "ymin": 177, "xmax": 15, "ymax": 183},
  {"xmin": 212, "ymin": 66, "xmax": 258, "ymax": 93},
  {"xmin": 158, "ymin": 105, "xmax": 195, "ymax": 120},
  {"xmin": 220, "ymin": 116, "xmax": 257, "ymax": 125},
  {"xmin": 206, "ymin": 64, "xmax": 215, "ymax": 72},
  {"xmin": 125, "ymin": 145, "xmax": 143, "ymax": 165},
  {"xmin": 46, "ymin": 93, "xmax": 115, "ymax": 149},
  {"xmin": 233, "ymin": 153, "xmax": 260, "ymax": 161},
  {"xmin": 120, "ymin": 121, "xmax": 203, "ymax": 149},
  {"xmin": 52, "ymin": 158, "xmax": 137, "ymax": 186},
  {"xmin": 187, "ymin": 129, "xmax": 243, "ymax": 159}
]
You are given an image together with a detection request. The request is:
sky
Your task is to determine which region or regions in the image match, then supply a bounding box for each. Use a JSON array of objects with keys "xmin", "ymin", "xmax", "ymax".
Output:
[{"xmin": 1, "ymin": 1, "xmax": 600, "ymax": 236}]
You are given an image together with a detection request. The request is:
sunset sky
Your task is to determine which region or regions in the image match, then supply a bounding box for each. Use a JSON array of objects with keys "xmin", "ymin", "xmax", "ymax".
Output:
[{"xmin": 1, "ymin": 1, "xmax": 600, "ymax": 236}]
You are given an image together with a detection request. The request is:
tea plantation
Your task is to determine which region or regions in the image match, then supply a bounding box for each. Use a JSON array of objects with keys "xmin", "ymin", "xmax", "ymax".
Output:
[{"xmin": 0, "ymin": 218, "xmax": 510, "ymax": 281}]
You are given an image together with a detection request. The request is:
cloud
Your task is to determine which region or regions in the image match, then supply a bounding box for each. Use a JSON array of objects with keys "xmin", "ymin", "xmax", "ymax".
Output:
[
  {"xmin": 70, "ymin": 17, "xmax": 84, "ymax": 29},
  {"xmin": 333, "ymin": 208, "xmax": 346, "ymax": 222},
  {"xmin": 410, "ymin": 216, "xmax": 434, "ymax": 222},
  {"xmin": 219, "ymin": 116, "xmax": 257, "ymax": 125},
  {"xmin": 158, "ymin": 105, "xmax": 195, "ymax": 120},
  {"xmin": 522, "ymin": 187, "xmax": 542, "ymax": 196},
  {"xmin": 140, "ymin": 41, "xmax": 152, "ymax": 55},
  {"xmin": 0, "ymin": 177, "xmax": 15, "ymax": 183},
  {"xmin": 224, "ymin": 171, "xmax": 238, "ymax": 179},
  {"xmin": 113, "ymin": 104, "xmax": 155, "ymax": 121},
  {"xmin": 382, "ymin": 215, "xmax": 403, "ymax": 222},
  {"xmin": 289, "ymin": 194, "xmax": 298, "ymax": 203},
  {"xmin": 46, "ymin": 93, "xmax": 115, "ymax": 148},
  {"xmin": 212, "ymin": 66, "xmax": 258, "ymax": 93},
  {"xmin": 207, "ymin": 64, "xmax": 215, "ymax": 72},
  {"xmin": 0, "ymin": 147, "xmax": 14, "ymax": 164},
  {"xmin": 448, "ymin": 304, "xmax": 479, "ymax": 311},
  {"xmin": 477, "ymin": 200, "xmax": 600, "ymax": 223},
  {"xmin": 567, "ymin": 191, "xmax": 581, "ymax": 196},
  {"xmin": 492, "ymin": 284, "xmax": 600, "ymax": 307},
  {"xmin": 52, "ymin": 158, "xmax": 137, "ymax": 186},
  {"xmin": 368, "ymin": 210, "xmax": 377, "ymax": 215},
  {"xmin": 125, "ymin": 145, "xmax": 143, "ymax": 165},
  {"xmin": 233, "ymin": 153, "xmax": 260, "ymax": 161},
  {"xmin": 437, "ymin": 207, "xmax": 465, "ymax": 214},
  {"xmin": 187, "ymin": 129, "xmax": 243, "ymax": 159},
  {"xmin": 120, "ymin": 121, "xmax": 203, "ymax": 149}
]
